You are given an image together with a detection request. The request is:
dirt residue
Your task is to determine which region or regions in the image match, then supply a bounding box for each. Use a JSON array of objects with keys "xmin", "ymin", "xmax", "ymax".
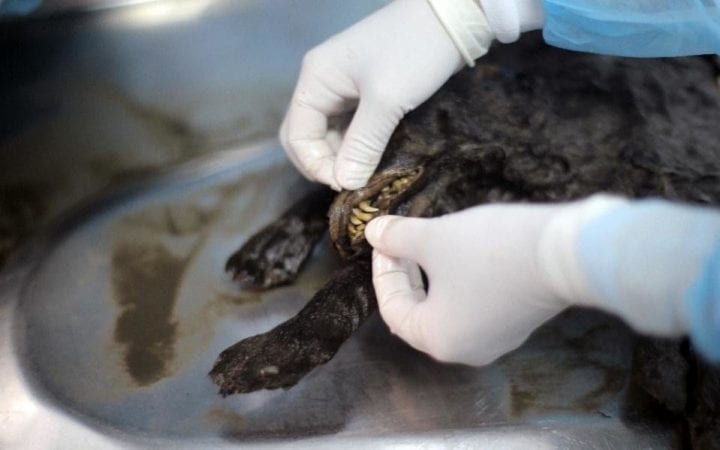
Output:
[
  {"xmin": 500, "ymin": 312, "xmax": 634, "ymax": 418},
  {"xmin": 0, "ymin": 184, "xmax": 48, "ymax": 269},
  {"xmin": 505, "ymin": 356, "xmax": 626, "ymax": 417},
  {"xmin": 107, "ymin": 187, "xmax": 227, "ymax": 386},
  {"xmin": 205, "ymin": 407, "xmax": 245, "ymax": 432},
  {"xmin": 106, "ymin": 166, "xmax": 300, "ymax": 388},
  {"xmin": 111, "ymin": 241, "xmax": 185, "ymax": 386}
]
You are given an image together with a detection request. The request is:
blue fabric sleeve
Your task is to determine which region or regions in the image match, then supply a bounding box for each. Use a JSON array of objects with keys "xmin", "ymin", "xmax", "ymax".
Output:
[
  {"xmin": 541, "ymin": 0, "xmax": 720, "ymax": 56},
  {"xmin": 686, "ymin": 236, "xmax": 720, "ymax": 361},
  {"xmin": 577, "ymin": 199, "xmax": 720, "ymax": 361},
  {"xmin": 0, "ymin": 0, "xmax": 42, "ymax": 16}
]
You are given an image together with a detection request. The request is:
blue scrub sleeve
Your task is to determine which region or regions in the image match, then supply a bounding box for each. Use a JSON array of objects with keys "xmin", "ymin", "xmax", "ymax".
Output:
[
  {"xmin": 686, "ymin": 237, "xmax": 720, "ymax": 360},
  {"xmin": 577, "ymin": 199, "xmax": 720, "ymax": 361},
  {"xmin": 0, "ymin": 0, "xmax": 41, "ymax": 15},
  {"xmin": 541, "ymin": 0, "xmax": 720, "ymax": 56}
]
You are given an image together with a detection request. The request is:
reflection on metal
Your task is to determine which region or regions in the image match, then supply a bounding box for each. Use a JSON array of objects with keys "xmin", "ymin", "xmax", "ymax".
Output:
[
  {"xmin": 0, "ymin": 0, "xmax": 386, "ymax": 271},
  {"xmin": 35, "ymin": 0, "xmax": 159, "ymax": 16},
  {"xmin": 104, "ymin": 0, "xmax": 215, "ymax": 28}
]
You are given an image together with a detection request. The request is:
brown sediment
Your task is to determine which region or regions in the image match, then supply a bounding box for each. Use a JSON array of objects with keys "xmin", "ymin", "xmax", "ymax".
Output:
[
  {"xmin": 108, "ymin": 167, "xmax": 310, "ymax": 387},
  {"xmin": 0, "ymin": 184, "xmax": 48, "ymax": 270},
  {"xmin": 111, "ymin": 241, "xmax": 184, "ymax": 386},
  {"xmin": 505, "ymin": 357, "xmax": 626, "ymax": 417},
  {"xmin": 108, "ymin": 183, "xmax": 233, "ymax": 386},
  {"xmin": 502, "ymin": 317, "xmax": 631, "ymax": 418},
  {"xmin": 204, "ymin": 407, "xmax": 245, "ymax": 431},
  {"xmin": 108, "ymin": 234, "xmax": 265, "ymax": 389},
  {"xmin": 108, "ymin": 193, "xmax": 226, "ymax": 386}
]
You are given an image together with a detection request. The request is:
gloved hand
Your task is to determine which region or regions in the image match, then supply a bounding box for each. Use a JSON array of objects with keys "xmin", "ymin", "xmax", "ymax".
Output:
[
  {"xmin": 280, "ymin": 0, "xmax": 495, "ymax": 190},
  {"xmin": 364, "ymin": 195, "xmax": 626, "ymax": 366}
]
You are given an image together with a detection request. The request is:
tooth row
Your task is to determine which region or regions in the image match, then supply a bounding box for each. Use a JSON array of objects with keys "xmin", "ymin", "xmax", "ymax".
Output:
[
  {"xmin": 359, "ymin": 201, "xmax": 379, "ymax": 212},
  {"xmin": 381, "ymin": 175, "xmax": 415, "ymax": 200},
  {"xmin": 352, "ymin": 208, "xmax": 374, "ymax": 222},
  {"xmin": 393, "ymin": 178, "xmax": 411, "ymax": 190},
  {"xmin": 348, "ymin": 201, "xmax": 380, "ymax": 240},
  {"xmin": 347, "ymin": 173, "xmax": 419, "ymax": 241},
  {"xmin": 347, "ymin": 224, "xmax": 365, "ymax": 240}
]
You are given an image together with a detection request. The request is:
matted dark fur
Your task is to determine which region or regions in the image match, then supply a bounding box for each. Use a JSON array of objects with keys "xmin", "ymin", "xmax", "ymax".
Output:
[{"xmin": 211, "ymin": 33, "xmax": 720, "ymax": 448}]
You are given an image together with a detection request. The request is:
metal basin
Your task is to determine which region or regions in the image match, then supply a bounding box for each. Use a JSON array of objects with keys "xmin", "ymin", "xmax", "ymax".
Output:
[
  {"xmin": 0, "ymin": 0, "xmax": 386, "ymax": 266},
  {"xmin": 1, "ymin": 142, "xmax": 675, "ymax": 448},
  {"xmin": 0, "ymin": 1, "xmax": 676, "ymax": 448}
]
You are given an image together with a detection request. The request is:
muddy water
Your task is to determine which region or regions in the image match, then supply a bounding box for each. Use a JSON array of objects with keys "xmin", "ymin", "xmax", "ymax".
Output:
[
  {"xmin": 0, "ymin": 77, "xmax": 281, "ymax": 274},
  {"xmin": 500, "ymin": 309, "xmax": 635, "ymax": 418},
  {"xmin": 108, "ymin": 185, "xmax": 245, "ymax": 387},
  {"xmin": 111, "ymin": 242, "xmax": 185, "ymax": 385},
  {"xmin": 0, "ymin": 184, "xmax": 47, "ymax": 268},
  {"xmin": 107, "ymin": 163, "xmax": 315, "ymax": 388}
]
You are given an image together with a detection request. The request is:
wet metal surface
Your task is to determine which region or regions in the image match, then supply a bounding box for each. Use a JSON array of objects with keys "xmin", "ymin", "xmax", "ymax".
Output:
[
  {"xmin": 0, "ymin": 1, "xmax": 678, "ymax": 447},
  {"xmin": 0, "ymin": 143, "xmax": 675, "ymax": 448},
  {"xmin": 0, "ymin": 0, "xmax": 387, "ymax": 269}
]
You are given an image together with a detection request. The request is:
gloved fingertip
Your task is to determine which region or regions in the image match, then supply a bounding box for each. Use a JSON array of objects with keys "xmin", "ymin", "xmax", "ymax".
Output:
[
  {"xmin": 309, "ymin": 158, "xmax": 339, "ymax": 189},
  {"xmin": 278, "ymin": 113, "xmax": 288, "ymax": 140},
  {"xmin": 334, "ymin": 153, "xmax": 377, "ymax": 188},
  {"xmin": 371, "ymin": 248, "xmax": 405, "ymax": 277},
  {"xmin": 365, "ymin": 215, "xmax": 398, "ymax": 249},
  {"xmin": 313, "ymin": 170, "xmax": 341, "ymax": 191},
  {"xmin": 338, "ymin": 180, "xmax": 365, "ymax": 191},
  {"xmin": 335, "ymin": 169, "xmax": 371, "ymax": 191}
]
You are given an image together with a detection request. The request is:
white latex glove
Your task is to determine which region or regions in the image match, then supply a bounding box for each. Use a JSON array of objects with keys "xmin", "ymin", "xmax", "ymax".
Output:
[
  {"xmin": 279, "ymin": 0, "xmax": 493, "ymax": 190},
  {"xmin": 364, "ymin": 195, "xmax": 625, "ymax": 366},
  {"xmin": 281, "ymin": 0, "xmax": 545, "ymax": 190}
]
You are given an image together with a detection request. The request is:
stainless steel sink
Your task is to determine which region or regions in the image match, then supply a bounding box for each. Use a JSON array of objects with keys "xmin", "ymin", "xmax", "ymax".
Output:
[
  {"xmin": 0, "ymin": 0, "xmax": 386, "ymax": 266},
  {"xmin": 0, "ymin": 142, "xmax": 676, "ymax": 448},
  {"xmin": 0, "ymin": 1, "xmax": 677, "ymax": 448}
]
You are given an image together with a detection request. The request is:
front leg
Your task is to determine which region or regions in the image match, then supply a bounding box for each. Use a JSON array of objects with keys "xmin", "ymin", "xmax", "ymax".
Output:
[
  {"xmin": 209, "ymin": 261, "xmax": 375, "ymax": 395},
  {"xmin": 225, "ymin": 187, "xmax": 334, "ymax": 290}
]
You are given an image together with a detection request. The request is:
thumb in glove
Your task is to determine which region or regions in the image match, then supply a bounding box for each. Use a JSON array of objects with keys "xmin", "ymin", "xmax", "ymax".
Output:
[{"xmin": 364, "ymin": 196, "xmax": 624, "ymax": 365}]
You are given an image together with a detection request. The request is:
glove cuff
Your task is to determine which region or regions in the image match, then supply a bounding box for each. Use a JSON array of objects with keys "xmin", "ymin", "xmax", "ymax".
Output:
[
  {"xmin": 537, "ymin": 194, "xmax": 629, "ymax": 306},
  {"xmin": 426, "ymin": 0, "xmax": 494, "ymax": 66},
  {"xmin": 478, "ymin": 0, "xmax": 545, "ymax": 43}
]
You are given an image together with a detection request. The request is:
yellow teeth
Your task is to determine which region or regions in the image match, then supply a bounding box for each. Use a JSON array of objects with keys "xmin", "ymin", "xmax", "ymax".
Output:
[
  {"xmin": 352, "ymin": 208, "xmax": 374, "ymax": 222},
  {"xmin": 392, "ymin": 178, "xmax": 410, "ymax": 190},
  {"xmin": 348, "ymin": 201, "xmax": 380, "ymax": 240},
  {"xmin": 346, "ymin": 171, "xmax": 421, "ymax": 242},
  {"xmin": 348, "ymin": 224, "xmax": 358, "ymax": 237},
  {"xmin": 358, "ymin": 201, "xmax": 379, "ymax": 213}
]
